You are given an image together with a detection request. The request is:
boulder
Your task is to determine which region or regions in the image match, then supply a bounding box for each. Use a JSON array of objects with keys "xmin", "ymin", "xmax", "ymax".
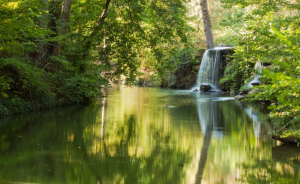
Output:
[
  {"xmin": 200, "ymin": 84, "xmax": 211, "ymax": 92},
  {"xmin": 239, "ymin": 88, "xmax": 251, "ymax": 95},
  {"xmin": 261, "ymin": 62, "xmax": 272, "ymax": 66},
  {"xmin": 251, "ymin": 82, "xmax": 260, "ymax": 86},
  {"xmin": 235, "ymin": 95, "xmax": 245, "ymax": 100},
  {"xmin": 248, "ymin": 88, "xmax": 261, "ymax": 95}
]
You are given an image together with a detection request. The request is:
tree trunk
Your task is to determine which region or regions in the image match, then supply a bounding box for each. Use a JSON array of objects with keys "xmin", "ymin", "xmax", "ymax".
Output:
[
  {"xmin": 200, "ymin": 0, "xmax": 215, "ymax": 49},
  {"xmin": 36, "ymin": 0, "xmax": 49, "ymax": 65},
  {"xmin": 53, "ymin": 0, "xmax": 73, "ymax": 55},
  {"xmin": 61, "ymin": 0, "xmax": 73, "ymax": 36},
  {"xmin": 48, "ymin": 0, "xmax": 61, "ymax": 56},
  {"xmin": 80, "ymin": 0, "xmax": 111, "ymax": 73}
]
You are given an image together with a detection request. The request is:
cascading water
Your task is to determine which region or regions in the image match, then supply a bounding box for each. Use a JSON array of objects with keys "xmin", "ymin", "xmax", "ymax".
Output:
[
  {"xmin": 196, "ymin": 47, "xmax": 233, "ymax": 92},
  {"xmin": 247, "ymin": 61, "xmax": 263, "ymax": 87},
  {"xmin": 197, "ymin": 50, "xmax": 220, "ymax": 91}
]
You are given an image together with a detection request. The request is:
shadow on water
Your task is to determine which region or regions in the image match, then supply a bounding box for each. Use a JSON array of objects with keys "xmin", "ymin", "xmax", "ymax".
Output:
[
  {"xmin": 0, "ymin": 99, "xmax": 191, "ymax": 183},
  {"xmin": 1, "ymin": 86, "xmax": 300, "ymax": 183},
  {"xmin": 239, "ymin": 140, "xmax": 300, "ymax": 183},
  {"xmin": 239, "ymin": 146, "xmax": 300, "ymax": 183}
]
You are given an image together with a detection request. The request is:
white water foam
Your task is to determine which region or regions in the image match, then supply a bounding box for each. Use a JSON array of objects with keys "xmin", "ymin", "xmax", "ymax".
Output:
[{"xmin": 196, "ymin": 47, "xmax": 233, "ymax": 92}]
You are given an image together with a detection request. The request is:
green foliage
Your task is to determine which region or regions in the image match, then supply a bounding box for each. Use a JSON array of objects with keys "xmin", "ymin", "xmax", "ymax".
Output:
[
  {"xmin": 0, "ymin": 0, "xmax": 192, "ymax": 116},
  {"xmin": 0, "ymin": 58, "xmax": 53, "ymax": 115},
  {"xmin": 0, "ymin": 0, "xmax": 50, "ymax": 57},
  {"xmin": 137, "ymin": 46, "xmax": 199, "ymax": 89},
  {"xmin": 221, "ymin": 0, "xmax": 300, "ymax": 141},
  {"xmin": 246, "ymin": 72, "xmax": 300, "ymax": 142},
  {"xmin": 219, "ymin": 54, "xmax": 249, "ymax": 91}
]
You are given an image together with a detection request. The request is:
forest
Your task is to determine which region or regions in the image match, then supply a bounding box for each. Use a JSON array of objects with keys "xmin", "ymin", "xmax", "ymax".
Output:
[{"xmin": 1, "ymin": 0, "xmax": 300, "ymax": 143}]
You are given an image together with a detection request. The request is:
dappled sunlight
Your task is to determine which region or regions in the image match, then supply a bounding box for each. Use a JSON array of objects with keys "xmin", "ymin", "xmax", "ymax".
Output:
[{"xmin": 0, "ymin": 85, "xmax": 299, "ymax": 183}]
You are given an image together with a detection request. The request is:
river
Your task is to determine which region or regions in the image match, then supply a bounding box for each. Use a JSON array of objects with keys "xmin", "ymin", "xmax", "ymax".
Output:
[{"xmin": 0, "ymin": 84, "xmax": 300, "ymax": 183}]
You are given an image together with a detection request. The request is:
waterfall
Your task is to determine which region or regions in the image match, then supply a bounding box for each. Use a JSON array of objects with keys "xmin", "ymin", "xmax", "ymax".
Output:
[
  {"xmin": 247, "ymin": 61, "xmax": 263, "ymax": 87},
  {"xmin": 197, "ymin": 50, "xmax": 220, "ymax": 90},
  {"xmin": 196, "ymin": 47, "xmax": 232, "ymax": 92}
]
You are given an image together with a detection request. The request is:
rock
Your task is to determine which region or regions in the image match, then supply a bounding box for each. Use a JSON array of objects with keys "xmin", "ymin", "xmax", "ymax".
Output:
[
  {"xmin": 239, "ymin": 88, "xmax": 251, "ymax": 95},
  {"xmin": 218, "ymin": 43, "xmax": 227, "ymax": 47},
  {"xmin": 222, "ymin": 91, "xmax": 230, "ymax": 95},
  {"xmin": 235, "ymin": 95, "xmax": 245, "ymax": 100},
  {"xmin": 251, "ymin": 82, "xmax": 260, "ymax": 86},
  {"xmin": 263, "ymin": 65, "xmax": 273, "ymax": 70},
  {"xmin": 248, "ymin": 88, "xmax": 261, "ymax": 95},
  {"xmin": 200, "ymin": 84, "xmax": 211, "ymax": 92},
  {"xmin": 261, "ymin": 62, "xmax": 272, "ymax": 66}
]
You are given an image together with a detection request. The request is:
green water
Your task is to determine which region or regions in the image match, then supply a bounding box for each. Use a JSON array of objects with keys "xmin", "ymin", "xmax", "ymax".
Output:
[{"xmin": 0, "ymin": 85, "xmax": 300, "ymax": 184}]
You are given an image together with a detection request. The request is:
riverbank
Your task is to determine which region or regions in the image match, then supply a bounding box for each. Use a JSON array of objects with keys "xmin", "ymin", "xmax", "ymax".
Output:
[
  {"xmin": 234, "ymin": 86, "xmax": 300, "ymax": 145},
  {"xmin": 0, "ymin": 58, "xmax": 108, "ymax": 117},
  {"xmin": 0, "ymin": 97, "xmax": 94, "ymax": 117}
]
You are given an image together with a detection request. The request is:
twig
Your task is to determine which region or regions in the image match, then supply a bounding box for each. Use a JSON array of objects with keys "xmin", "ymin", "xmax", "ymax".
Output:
[{"xmin": 42, "ymin": 63, "xmax": 50, "ymax": 70}]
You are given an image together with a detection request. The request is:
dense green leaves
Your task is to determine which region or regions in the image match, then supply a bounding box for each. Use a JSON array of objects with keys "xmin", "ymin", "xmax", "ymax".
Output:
[
  {"xmin": 0, "ymin": 0, "xmax": 192, "ymax": 115},
  {"xmin": 0, "ymin": 0, "xmax": 49, "ymax": 57},
  {"xmin": 220, "ymin": 0, "xmax": 300, "ymax": 142}
]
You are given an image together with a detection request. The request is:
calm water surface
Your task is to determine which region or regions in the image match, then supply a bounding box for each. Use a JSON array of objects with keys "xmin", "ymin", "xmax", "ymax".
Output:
[{"xmin": 1, "ymin": 85, "xmax": 300, "ymax": 184}]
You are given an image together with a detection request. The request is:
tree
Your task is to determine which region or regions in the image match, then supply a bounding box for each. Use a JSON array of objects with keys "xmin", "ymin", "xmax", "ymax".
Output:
[
  {"xmin": 52, "ymin": 0, "xmax": 73, "ymax": 55},
  {"xmin": 221, "ymin": 0, "xmax": 300, "ymax": 142},
  {"xmin": 0, "ymin": 0, "xmax": 192, "ymax": 115},
  {"xmin": 200, "ymin": 0, "xmax": 215, "ymax": 49}
]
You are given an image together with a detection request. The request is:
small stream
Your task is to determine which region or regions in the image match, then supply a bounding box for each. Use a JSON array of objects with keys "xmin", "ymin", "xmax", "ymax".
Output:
[{"xmin": 0, "ymin": 85, "xmax": 300, "ymax": 183}]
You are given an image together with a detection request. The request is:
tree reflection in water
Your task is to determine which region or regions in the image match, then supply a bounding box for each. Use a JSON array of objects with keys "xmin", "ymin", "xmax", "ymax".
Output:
[
  {"xmin": 0, "ymin": 103, "xmax": 191, "ymax": 184},
  {"xmin": 195, "ymin": 99, "xmax": 215, "ymax": 184},
  {"xmin": 1, "ymin": 86, "xmax": 299, "ymax": 184},
  {"xmin": 240, "ymin": 156, "xmax": 300, "ymax": 183}
]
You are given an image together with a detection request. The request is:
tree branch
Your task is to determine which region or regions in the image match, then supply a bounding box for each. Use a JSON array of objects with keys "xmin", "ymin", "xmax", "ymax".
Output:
[
  {"xmin": 97, "ymin": 0, "xmax": 111, "ymax": 26},
  {"xmin": 83, "ymin": 0, "xmax": 111, "ymax": 58}
]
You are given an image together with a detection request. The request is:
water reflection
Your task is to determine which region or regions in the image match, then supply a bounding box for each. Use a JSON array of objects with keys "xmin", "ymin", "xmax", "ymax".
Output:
[
  {"xmin": 240, "ymin": 144, "xmax": 300, "ymax": 183},
  {"xmin": 195, "ymin": 96, "xmax": 221, "ymax": 184},
  {"xmin": 193, "ymin": 95, "xmax": 274, "ymax": 183},
  {"xmin": 0, "ymin": 85, "xmax": 299, "ymax": 183}
]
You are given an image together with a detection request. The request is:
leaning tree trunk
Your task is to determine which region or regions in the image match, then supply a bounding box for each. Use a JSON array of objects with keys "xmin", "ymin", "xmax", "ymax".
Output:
[
  {"xmin": 83, "ymin": 0, "xmax": 111, "ymax": 55},
  {"xmin": 80, "ymin": 0, "xmax": 111, "ymax": 72},
  {"xmin": 200, "ymin": 0, "xmax": 215, "ymax": 49}
]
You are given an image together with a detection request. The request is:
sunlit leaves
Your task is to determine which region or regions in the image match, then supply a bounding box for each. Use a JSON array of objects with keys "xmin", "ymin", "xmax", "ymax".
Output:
[
  {"xmin": 0, "ymin": 0, "xmax": 192, "ymax": 115},
  {"xmin": 221, "ymin": 0, "xmax": 300, "ymax": 141},
  {"xmin": 0, "ymin": 0, "xmax": 49, "ymax": 57}
]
